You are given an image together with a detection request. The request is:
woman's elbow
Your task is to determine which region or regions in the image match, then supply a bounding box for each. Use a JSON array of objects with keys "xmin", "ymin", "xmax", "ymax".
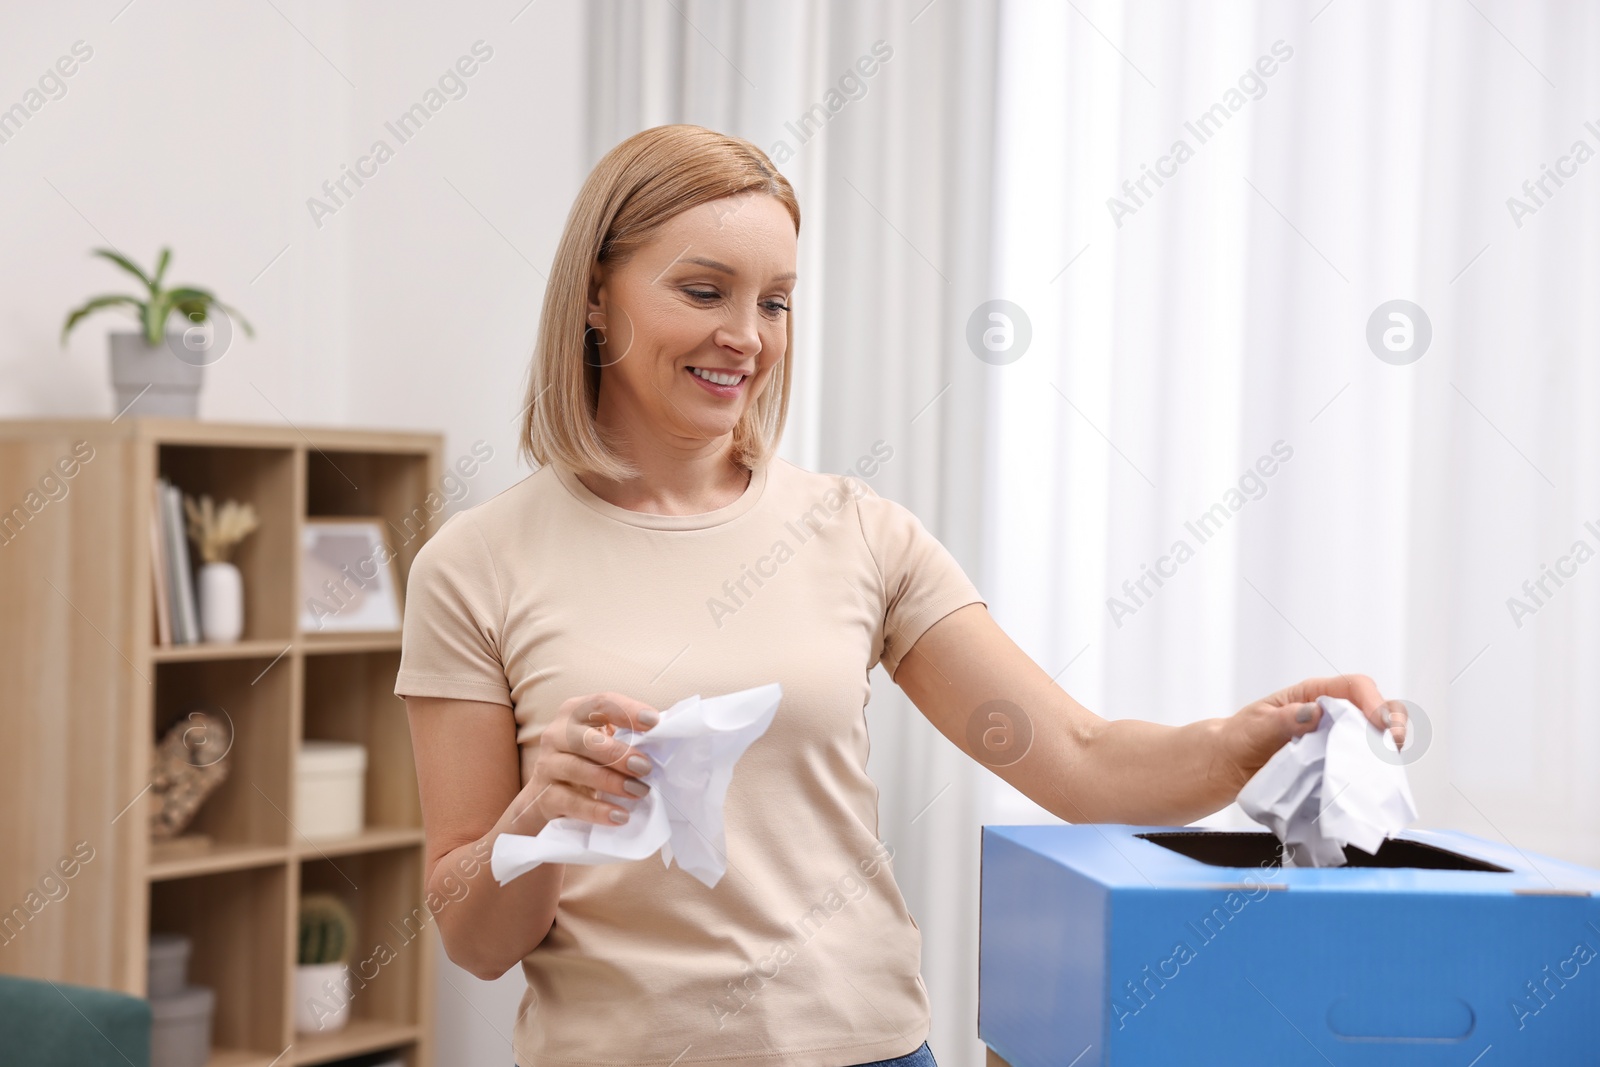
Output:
[
  {"xmin": 441, "ymin": 930, "xmax": 518, "ymax": 982},
  {"xmin": 466, "ymin": 956, "xmax": 516, "ymax": 982},
  {"xmin": 438, "ymin": 910, "xmax": 553, "ymax": 981}
]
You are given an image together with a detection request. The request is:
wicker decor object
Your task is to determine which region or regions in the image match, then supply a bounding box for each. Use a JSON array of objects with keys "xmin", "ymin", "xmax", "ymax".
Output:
[{"xmin": 149, "ymin": 710, "xmax": 233, "ymax": 840}]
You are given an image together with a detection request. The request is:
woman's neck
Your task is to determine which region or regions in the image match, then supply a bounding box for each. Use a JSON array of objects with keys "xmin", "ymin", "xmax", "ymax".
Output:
[{"xmin": 574, "ymin": 440, "xmax": 751, "ymax": 517}]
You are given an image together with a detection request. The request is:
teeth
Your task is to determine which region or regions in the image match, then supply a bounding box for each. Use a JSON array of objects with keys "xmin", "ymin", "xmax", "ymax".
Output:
[{"xmin": 690, "ymin": 367, "xmax": 744, "ymax": 387}]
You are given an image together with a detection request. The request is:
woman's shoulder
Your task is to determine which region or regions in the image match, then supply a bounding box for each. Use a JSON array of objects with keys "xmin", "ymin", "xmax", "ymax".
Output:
[
  {"xmin": 412, "ymin": 466, "xmax": 559, "ymax": 562},
  {"xmin": 765, "ymin": 454, "xmax": 884, "ymax": 506},
  {"xmin": 762, "ymin": 457, "xmax": 922, "ymax": 561}
]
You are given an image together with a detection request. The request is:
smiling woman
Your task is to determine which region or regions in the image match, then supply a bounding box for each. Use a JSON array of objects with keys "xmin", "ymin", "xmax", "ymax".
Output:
[
  {"xmin": 398, "ymin": 128, "xmax": 968, "ymax": 1067},
  {"xmin": 394, "ymin": 123, "xmax": 1409, "ymax": 1067},
  {"xmin": 567, "ymin": 194, "xmax": 796, "ymax": 474},
  {"xmin": 517, "ymin": 126, "xmax": 798, "ymax": 494}
]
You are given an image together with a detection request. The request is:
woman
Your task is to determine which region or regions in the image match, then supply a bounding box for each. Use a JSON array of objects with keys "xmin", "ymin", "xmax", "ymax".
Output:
[{"xmin": 396, "ymin": 124, "xmax": 1407, "ymax": 1067}]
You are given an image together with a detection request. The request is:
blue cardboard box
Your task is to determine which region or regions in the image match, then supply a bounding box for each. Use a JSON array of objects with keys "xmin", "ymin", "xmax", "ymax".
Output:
[{"xmin": 979, "ymin": 825, "xmax": 1600, "ymax": 1066}]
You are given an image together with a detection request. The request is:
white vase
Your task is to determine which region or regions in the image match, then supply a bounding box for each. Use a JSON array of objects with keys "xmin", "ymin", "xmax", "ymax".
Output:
[
  {"xmin": 293, "ymin": 962, "xmax": 352, "ymax": 1033},
  {"xmin": 198, "ymin": 561, "xmax": 244, "ymax": 643}
]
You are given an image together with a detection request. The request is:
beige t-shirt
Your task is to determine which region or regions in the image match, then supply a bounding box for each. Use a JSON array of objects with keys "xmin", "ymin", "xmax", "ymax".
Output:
[{"xmin": 394, "ymin": 455, "xmax": 986, "ymax": 1067}]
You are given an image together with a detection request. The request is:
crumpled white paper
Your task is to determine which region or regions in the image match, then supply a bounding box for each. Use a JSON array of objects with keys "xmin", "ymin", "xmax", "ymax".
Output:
[
  {"xmin": 1236, "ymin": 695, "xmax": 1418, "ymax": 868},
  {"xmin": 490, "ymin": 682, "xmax": 783, "ymax": 889}
]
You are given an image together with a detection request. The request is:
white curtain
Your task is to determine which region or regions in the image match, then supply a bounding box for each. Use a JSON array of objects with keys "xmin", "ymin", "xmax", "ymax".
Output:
[{"xmin": 988, "ymin": 0, "xmax": 1600, "ymax": 867}]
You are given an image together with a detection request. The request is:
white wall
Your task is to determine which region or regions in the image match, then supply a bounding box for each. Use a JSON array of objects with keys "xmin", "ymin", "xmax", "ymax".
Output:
[
  {"xmin": 2, "ymin": 0, "xmax": 584, "ymax": 506},
  {"xmin": 1, "ymin": 3, "xmax": 586, "ymax": 1062}
]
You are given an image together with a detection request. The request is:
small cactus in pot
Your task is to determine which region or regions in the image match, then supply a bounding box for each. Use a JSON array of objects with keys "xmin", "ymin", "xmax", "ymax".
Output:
[{"xmin": 294, "ymin": 892, "xmax": 357, "ymax": 1033}]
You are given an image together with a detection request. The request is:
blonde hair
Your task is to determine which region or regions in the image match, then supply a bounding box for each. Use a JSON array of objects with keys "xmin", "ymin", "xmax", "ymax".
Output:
[{"xmin": 519, "ymin": 124, "xmax": 801, "ymax": 481}]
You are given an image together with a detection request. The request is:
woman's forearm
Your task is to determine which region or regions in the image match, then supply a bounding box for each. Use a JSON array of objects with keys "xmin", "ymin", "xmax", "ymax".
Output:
[
  {"xmin": 430, "ymin": 808, "xmax": 565, "ymax": 980},
  {"xmin": 1013, "ymin": 714, "xmax": 1242, "ymax": 827},
  {"xmin": 1049, "ymin": 716, "xmax": 1235, "ymax": 825}
]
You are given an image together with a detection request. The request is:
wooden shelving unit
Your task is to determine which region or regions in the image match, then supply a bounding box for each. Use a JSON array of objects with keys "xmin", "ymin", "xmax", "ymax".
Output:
[{"xmin": 0, "ymin": 419, "xmax": 441, "ymax": 1067}]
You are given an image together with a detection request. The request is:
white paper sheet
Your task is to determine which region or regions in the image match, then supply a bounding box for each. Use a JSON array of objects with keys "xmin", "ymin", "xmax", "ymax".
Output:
[
  {"xmin": 1236, "ymin": 695, "xmax": 1418, "ymax": 868},
  {"xmin": 490, "ymin": 682, "xmax": 783, "ymax": 888}
]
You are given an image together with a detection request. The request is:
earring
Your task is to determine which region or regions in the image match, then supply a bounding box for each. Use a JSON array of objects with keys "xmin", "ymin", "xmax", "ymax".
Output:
[{"xmin": 584, "ymin": 312, "xmax": 607, "ymax": 365}]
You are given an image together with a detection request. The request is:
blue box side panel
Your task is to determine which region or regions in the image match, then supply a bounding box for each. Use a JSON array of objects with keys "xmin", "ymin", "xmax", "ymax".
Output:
[
  {"xmin": 980, "ymin": 830, "xmax": 1107, "ymax": 1067},
  {"xmin": 1105, "ymin": 889, "xmax": 1600, "ymax": 1066}
]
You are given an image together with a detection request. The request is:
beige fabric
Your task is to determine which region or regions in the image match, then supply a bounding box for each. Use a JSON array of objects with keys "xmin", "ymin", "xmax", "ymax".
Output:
[{"xmin": 396, "ymin": 456, "xmax": 985, "ymax": 1067}]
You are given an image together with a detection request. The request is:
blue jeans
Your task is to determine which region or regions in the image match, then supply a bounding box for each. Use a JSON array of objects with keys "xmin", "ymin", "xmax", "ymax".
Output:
[{"xmin": 848, "ymin": 1040, "xmax": 938, "ymax": 1067}]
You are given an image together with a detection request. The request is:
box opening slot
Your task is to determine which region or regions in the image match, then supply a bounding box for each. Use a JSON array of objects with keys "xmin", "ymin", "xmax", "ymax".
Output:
[{"xmin": 1135, "ymin": 831, "xmax": 1511, "ymax": 872}]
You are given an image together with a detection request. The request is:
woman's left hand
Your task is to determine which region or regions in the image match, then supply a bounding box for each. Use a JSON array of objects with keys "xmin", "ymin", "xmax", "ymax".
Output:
[{"xmin": 1214, "ymin": 673, "xmax": 1408, "ymax": 792}]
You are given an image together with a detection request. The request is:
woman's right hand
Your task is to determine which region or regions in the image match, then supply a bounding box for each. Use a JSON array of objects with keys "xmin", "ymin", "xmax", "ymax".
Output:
[{"xmin": 503, "ymin": 692, "xmax": 660, "ymax": 836}]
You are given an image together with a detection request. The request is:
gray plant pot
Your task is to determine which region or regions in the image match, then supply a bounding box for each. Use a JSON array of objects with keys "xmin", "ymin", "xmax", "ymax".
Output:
[{"xmin": 109, "ymin": 330, "xmax": 203, "ymax": 418}]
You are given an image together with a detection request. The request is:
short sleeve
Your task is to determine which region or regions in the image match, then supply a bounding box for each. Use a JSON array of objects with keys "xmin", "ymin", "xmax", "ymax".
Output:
[
  {"xmin": 394, "ymin": 512, "xmax": 514, "ymax": 707},
  {"xmin": 853, "ymin": 481, "xmax": 987, "ymax": 681}
]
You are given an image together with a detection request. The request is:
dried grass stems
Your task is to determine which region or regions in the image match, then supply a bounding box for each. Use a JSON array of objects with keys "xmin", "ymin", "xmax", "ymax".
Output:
[{"xmin": 183, "ymin": 494, "xmax": 260, "ymax": 564}]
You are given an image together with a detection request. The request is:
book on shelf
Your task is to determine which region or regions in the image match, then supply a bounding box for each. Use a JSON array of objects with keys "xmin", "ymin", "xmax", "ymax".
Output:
[
  {"xmin": 169, "ymin": 480, "xmax": 199, "ymax": 643},
  {"xmin": 149, "ymin": 479, "xmax": 172, "ymax": 647},
  {"xmin": 154, "ymin": 477, "xmax": 200, "ymax": 645}
]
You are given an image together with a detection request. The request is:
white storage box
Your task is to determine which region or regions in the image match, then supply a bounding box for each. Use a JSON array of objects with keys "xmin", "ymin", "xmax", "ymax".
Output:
[{"xmin": 295, "ymin": 740, "xmax": 367, "ymax": 840}]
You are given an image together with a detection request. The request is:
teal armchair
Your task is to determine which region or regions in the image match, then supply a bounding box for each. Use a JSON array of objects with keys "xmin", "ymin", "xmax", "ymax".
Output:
[{"xmin": 0, "ymin": 974, "xmax": 150, "ymax": 1067}]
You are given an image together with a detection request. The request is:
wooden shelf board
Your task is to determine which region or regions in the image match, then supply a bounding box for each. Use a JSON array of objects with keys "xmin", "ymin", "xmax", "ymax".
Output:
[
  {"xmin": 291, "ymin": 1019, "xmax": 419, "ymax": 1065},
  {"xmin": 141, "ymin": 417, "xmax": 440, "ymax": 453},
  {"xmin": 0, "ymin": 418, "xmax": 438, "ymax": 454},
  {"xmin": 295, "ymin": 826, "xmax": 425, "ymax": 859},
  {"xmin": 205, "ymin": 1048, "xmax": 286, "ymax": 1067},
  {"xmin": 300, "ymin": 632, "xmax": 402, "ymax": 655},
  {"xmin": 139, "ymin": 419, "xmax": 307, "ymax": 449},
  {"xmin": 152, "ymin": 638, "xmax": 294, "ymax": 663},
  {"xmin": 149, "ymin": 840, "xmax": 289, "ymax": 881}
]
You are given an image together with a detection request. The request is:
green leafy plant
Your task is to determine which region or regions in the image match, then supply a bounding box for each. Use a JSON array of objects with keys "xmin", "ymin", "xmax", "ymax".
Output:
[
  {"xmin": 60, "ymin": 247, "xmax": 254, "ymax": 347},
  {"xmin": 298, "ymin": 892, "xmax": 357, "ymax": 966}
]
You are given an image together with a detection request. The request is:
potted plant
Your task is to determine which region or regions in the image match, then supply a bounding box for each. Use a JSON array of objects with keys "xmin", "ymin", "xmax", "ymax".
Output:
[
  {"xmin": 295, "ymin": 892, "xmax": 356, "ymax": 1034},
  {"xmin": 183, "ymin": 494, "xmax": 260, "ymax": 643},
  {"xmin": 60, "ymin": 247, "xmax": 254, "ymax": 419}
]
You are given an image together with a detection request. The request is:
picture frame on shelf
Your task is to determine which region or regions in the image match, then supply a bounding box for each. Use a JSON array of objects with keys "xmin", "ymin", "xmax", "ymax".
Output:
[{"xmin": 298, "ymin": 517, "xmax": 403, "ymax": 634}]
